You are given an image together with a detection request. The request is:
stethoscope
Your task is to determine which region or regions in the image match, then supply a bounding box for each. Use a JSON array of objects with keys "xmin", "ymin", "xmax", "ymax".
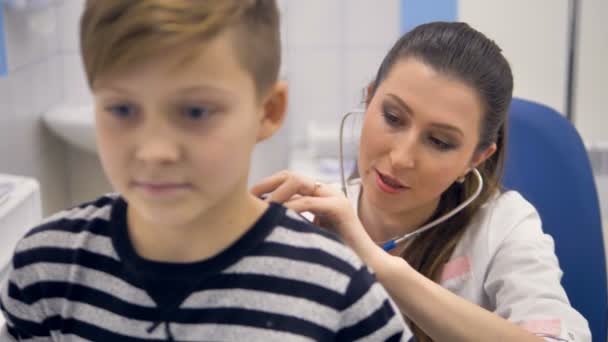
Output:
[{"xmin": 338, "ymin": 111, "xmax": 485, "ymax": 252}]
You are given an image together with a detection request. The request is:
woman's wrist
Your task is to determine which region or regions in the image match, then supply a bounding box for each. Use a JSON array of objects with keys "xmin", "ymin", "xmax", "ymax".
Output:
[
  {"xmin": 376, "ymin": 253, "xmax": 414, "ymax": 283},
  {"xmin": 355, "ymin": 239, "xmax": 410, "ymax": 281},
  {"xmin": 335, "ymin": 218, "xmax": 415, "ymax": 282}
]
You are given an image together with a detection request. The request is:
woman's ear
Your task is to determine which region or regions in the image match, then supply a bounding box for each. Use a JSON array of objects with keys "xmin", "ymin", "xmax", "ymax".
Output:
[
  {"xmin": 471, "ymin": 143, "xmax": 497, "ymax": 169},
  {"xmin": 257, "ymin": 81, "xmax": 288, "ymax": 142},
  {"xmin": 365, "ymin": 82, "xmax": 375, "ymax": 107}
]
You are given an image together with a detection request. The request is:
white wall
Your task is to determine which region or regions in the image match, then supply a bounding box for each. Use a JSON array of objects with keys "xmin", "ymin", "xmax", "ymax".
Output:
[
  {"xmin": 459, "ymin": 0, "xmax": 608, "ymax": 146},
  {"xmin": 575, "ymin": 0, "xmax": 608, "ymax": 264},
  {"xmin": 57, "ymin": 0, "xmax": 90, "ymax": 107},
  {"xmin": 459, "ymin": 0, "xmax": 569, "ymax": 115},
  {"xmin": 459, "ymin": 0, "xmax": 608, "ymax": 142},
  {"xmin": 575, "ymin": 0, "xmax": 608, "ymax": 143},
  {"xmin": 0, "ymin": 3, "xmax": 69, "ymax": 215},
  {"xmin": 0, "ymin": 0, "xmax": 111, "ymax": 213},
  {"xmin": 55, "ymin": 0, "xmax": 111, "ymax": 204},
  {"xmin": 0, "ymin": 1, "xmax": 109, "ymax": 212},
  {"xmin": 283, "ymin": 0, "xmax": 400, "ymax": 146}
]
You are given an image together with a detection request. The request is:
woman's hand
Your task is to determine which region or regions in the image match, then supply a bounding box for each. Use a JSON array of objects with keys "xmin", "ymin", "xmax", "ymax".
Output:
[{"xmin": 251, "ymin": 170, "xmax": 371, "ymax": 250}]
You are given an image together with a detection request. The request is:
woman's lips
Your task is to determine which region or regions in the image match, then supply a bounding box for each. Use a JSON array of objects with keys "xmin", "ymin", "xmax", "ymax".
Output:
[{"xmin": 374, "ymin": 169, "xmax": 409, "ymax": 194}]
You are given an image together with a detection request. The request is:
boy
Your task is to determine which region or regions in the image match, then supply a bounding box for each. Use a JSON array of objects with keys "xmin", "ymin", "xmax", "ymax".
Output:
[{"xmin": 0, "ymin": 1, "xmax": 405, "ymax": 340}]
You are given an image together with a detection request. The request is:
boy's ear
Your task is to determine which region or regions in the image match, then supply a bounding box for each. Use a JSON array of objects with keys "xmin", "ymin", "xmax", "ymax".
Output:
[{"xmin": 257, "ymin": 81, "xmax": 288, "ymax": 142}]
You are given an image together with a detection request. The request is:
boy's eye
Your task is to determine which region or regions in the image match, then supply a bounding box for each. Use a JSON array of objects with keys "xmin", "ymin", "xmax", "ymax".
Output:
[
  {"xmin": 107, "ymin": 104, "xmax": 135, "ymax": 118},
  {"xmin": 182, "ymin": 106, "xmax": 210, "ymax": 119}
]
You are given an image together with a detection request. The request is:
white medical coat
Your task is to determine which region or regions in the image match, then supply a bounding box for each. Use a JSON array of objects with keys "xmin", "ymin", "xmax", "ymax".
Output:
[{"xmin": 347, "ymin": 183, "xmax": 591, "ymax": 341}]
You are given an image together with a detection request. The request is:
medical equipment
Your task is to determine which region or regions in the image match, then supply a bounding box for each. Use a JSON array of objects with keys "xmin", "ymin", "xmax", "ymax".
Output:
[
  {"xmin": 339, "ymin": 110, "xmax": 365, "ymax": 195},
  {"xmin": 377, "ymin": 168, "xmax": 483, "ymax": 251},
  {"xmin": 338, "ymin": 111, "xmax": 484, "ymax": 252}
]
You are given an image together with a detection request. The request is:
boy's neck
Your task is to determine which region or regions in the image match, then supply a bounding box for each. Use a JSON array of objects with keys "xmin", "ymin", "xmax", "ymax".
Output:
[{"xmin": 126, "ymin": 190, "xmax": 269, "ymax": 263}]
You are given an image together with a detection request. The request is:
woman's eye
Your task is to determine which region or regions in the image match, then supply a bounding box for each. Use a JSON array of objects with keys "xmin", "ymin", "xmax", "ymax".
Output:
[
  {"xmin": 382, "ymin": 110, "xmax": 401, "ymax": 126},
  {"xmin": 107, "ymin": 104, "xmax": 135, "ymax": 118},
  {"xmin": 182, "ymin": 106, "xmax": 210, "ymax": 119},
  {"xmin": 429, "ymin": 136, "xmax": 455, "ymax": 151}
]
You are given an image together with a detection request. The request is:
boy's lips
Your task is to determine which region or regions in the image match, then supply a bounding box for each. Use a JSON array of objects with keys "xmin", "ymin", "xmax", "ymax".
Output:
[{"xmin": 131, "ymin": 181, "xmax": 193, "ymax": 194}]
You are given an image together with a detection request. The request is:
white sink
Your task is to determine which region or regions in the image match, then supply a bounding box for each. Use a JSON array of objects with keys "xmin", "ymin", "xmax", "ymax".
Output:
[{"xmin": 43, "ymin": 104, "xmax": 97, "ymax": 154}]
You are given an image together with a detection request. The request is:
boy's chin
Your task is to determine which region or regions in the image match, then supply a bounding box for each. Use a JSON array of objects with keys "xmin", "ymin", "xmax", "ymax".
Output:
[
  {"xmin": 126, "ymin": 194, "xmax": 208, "ymax": 222},
  {"xmin": 132, "ymin": 204, "xmax": 209, "ymax": 229}
]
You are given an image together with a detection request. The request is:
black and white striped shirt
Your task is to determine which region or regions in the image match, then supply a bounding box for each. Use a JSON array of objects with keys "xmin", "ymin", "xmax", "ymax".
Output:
[{"xmin": 1, "ymin": 194, "xmax": 405, "ymax": 341}]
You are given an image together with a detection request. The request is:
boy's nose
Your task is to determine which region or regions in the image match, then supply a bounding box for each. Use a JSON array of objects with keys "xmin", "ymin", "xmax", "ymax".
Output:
[{"xmin": 135, "ymin": 137, "xmax": 181, "ymax": 164}]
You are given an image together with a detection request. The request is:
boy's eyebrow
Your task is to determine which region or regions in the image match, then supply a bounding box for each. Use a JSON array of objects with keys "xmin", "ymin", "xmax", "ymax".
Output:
[
  {"xmin": 93, "ymin": 84, "xmax": 134, "ymax": 95},
  {"xmin": 94, "ymin": 84, "xmax": 233, "ymax": 98},
  {"xmin": 178, "ymin": 85, "xmax": 234, "ymax": 97}
]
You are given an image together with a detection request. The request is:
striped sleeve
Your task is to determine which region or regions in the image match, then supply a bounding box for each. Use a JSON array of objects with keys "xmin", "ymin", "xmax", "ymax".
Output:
[
  {"xmin": 337, "ymin": 266, "xmax": 405, "ymax": 341},
  {"xmin": 0, "ymin": 261, "xmax": 51, "ymax": 341},
  {"xmin": 0, "ymin": 325, "xmax": 18, "ymax": 342}
]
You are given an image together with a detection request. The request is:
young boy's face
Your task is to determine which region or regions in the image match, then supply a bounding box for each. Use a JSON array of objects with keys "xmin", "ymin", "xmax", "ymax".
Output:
[{"xmin": 92, "ymin": 29, "xmax": 285, "ymax": 229}]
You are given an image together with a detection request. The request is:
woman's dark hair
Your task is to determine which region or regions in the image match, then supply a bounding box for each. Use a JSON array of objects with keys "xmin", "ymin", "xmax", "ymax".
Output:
[{"xmin": 366, "ymin": 22, "xmax": 513, "ymax": 342}]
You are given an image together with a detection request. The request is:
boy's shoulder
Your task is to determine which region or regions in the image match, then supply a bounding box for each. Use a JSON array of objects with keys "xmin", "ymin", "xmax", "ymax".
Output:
[
  {"xmin": 14, "ymin": 194, "xmax": 121, "ymax": 256},
  {"xmin": 265, "ymin": 206, "xmax": 365, "ymax": 274}
]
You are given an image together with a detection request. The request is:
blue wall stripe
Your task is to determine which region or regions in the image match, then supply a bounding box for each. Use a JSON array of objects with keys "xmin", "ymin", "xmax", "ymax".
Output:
[
  {"xmin": 0, "ymin": 7, "xmax": 7, "ymax": 77},
  {"xmin": 400, "ymin": 0, "xmax": 458, "ymax": 34}
]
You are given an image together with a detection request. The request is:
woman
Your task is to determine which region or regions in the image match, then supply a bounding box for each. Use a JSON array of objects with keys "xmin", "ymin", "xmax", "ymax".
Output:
[{"xmin": 252, "ymin": 22, "xmax": 590, "ymax": 341}]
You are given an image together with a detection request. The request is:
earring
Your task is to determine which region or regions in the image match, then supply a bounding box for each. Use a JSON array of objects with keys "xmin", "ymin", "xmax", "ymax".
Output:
[{"xmin": 457, "ymin": 167, "xmax": 473, "ymax": 184}]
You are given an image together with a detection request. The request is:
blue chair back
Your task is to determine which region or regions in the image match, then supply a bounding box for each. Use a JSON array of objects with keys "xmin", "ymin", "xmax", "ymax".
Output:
[{"xmin": 503, "ymin": 98, "xmax": 607, "ymax": 341}]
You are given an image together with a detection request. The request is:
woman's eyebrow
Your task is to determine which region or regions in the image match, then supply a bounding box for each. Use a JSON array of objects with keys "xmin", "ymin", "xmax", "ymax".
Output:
[
  {"xmin": 430, "ymin": 122, "xmax": 464, "ymax": 138},
  {"xmin": 386, "ymin": 93, "xmax": 414, "ymax": 114}
]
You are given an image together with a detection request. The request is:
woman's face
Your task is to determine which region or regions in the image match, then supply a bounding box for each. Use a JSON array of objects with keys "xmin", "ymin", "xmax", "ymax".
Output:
[{"xmin": 358, "ymin": 58, "xmax": 494, "ymax": 221}]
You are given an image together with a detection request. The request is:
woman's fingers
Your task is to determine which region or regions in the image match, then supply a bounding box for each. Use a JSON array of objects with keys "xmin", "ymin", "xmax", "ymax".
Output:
[
  {"xmin": 284, "ymin": 195, "xmax": 337, "ymax": 218},
  {"xmin": 251, "ymin": 171, "xmax": 371, "ymax": 255},
  {"xmin": 286, "ymin": 193, "xmax": 354, "ymax": 228},
  {"xmin": 250, "ymin": 170, "xmax": 336, "ymax": 203},
  {"xmin": 266, "ymin": 176, "xmax": 319, "ymax": 203},
  {"xmin": 250, "ymin": 171, "xmax": 291, "ymax": 197}
]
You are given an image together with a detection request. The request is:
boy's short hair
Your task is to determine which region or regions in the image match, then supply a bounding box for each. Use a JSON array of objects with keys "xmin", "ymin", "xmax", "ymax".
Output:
[{"xmin": 80, "ymin": 0, "xmax": 280, "ymax": 97}]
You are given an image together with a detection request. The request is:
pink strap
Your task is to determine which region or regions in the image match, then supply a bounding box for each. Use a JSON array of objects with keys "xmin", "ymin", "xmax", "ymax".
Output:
[
  {"xmin": 519, "ymin": 319, "xmax": 561, "ymax": 337},
  {"xmin": 440, "ymin": 256, "xmax": 471, "ymax": 282}
]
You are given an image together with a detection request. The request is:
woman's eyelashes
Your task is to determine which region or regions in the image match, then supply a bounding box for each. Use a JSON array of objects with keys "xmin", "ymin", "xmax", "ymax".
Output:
[
  {"xmin": 381, "ymin": 105, "xmax": 403, "ymax": 127},
  {"xmin": 428, "ymin": 135, "xmax": 457, "ymax": 151},
  {"xmin": 380, "ymin": 103, "xmax": 459, "ymax": 152}
]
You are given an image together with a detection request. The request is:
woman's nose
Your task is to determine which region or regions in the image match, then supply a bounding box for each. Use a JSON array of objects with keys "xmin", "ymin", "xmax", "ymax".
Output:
[{"xmin": 389, "ymin": 134, "xmax": 417, "ymax": 169}]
